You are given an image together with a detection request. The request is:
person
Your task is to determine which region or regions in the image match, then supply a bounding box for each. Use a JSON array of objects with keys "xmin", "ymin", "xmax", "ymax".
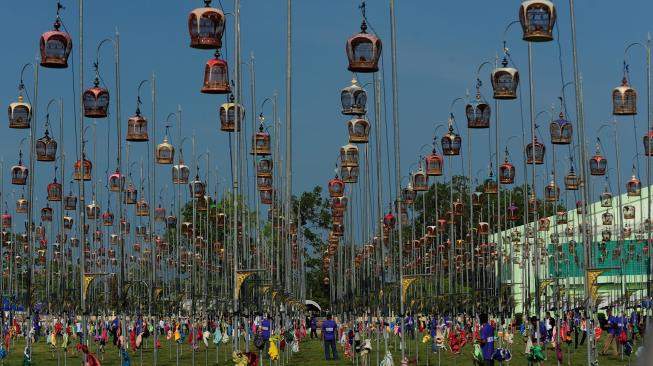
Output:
[
  {"xmin": 429, "ymin": 315, "xmax": 438, "ymax": 353},
  {"xmin": 478, "ymin": 313, "xmax": 494, "ymax": 366},
  {"xmin": 405, "ymin": 313, "xmax": 415, "ymax": 340},
  {"xmin": 310, "ymin": 315, "xmax": 318, "ymax": 339},
  {"xmin": 602, "ymin": 308, "xmax": 618, "ymax": 356},
  {"xmin": 630, "ymin": 308, "xmax": 640, "ymax": 343},
  {"xmin": 322, "ymin": 314, "xmax": 338, "ymax": 360}
]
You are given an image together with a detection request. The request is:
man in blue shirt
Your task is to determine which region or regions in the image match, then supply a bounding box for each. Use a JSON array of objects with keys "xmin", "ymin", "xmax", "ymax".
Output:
[
  {"xmin": 429, "ymin": 316, "xmax": 438, "ymax": 353},
  {"xmin": 405, "ymin": 313, "xmax": 415, "ymax": 340},
  {"xmin": 321, "ymin": 314, "xmax": 338, "ymax": 360},
  {"xmin": 310, "ymin": 316, "xmax": 318, "ymax": 339},
  {"xmin": 602, "ymin": 308, "xmax": 618, "ymax": 356},
  {"xmin": 478, "ymin": 313, "xmax": 494, "ymax": 366}
]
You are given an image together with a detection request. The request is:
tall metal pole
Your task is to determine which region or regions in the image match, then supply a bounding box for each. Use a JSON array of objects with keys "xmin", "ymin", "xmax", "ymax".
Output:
[
  {"xmin": 568, "ymin": 1, "xmax": 595, "ymax": 364},
  {"xmin": 25, "ymin": 61, "xmax": 39, "ymax": 361},
  {"xmin": 149, "ymin": 72, "xmax": 157, "ymax": 365},
  {"xmin": 389, "ymin": 0, "xmax": 405, "ymax": 359},
  {"xmin": 232, "ymin": 0, "xmax": 241, "ymax": 351},
  {"xmin": 374, "ymin": 75, "xmax": 385, "ymax": 319},
  {"xmin": 527, "ymin": 41, "xmax": 540, "ymax": 320},
  {"xmin": 646, "ymin": 34, "xmax": 652, "ymax": 316},
  {"xmin": 285, "ymin": 0, "xmax": 293, "ymax": 295},
  {"xmin": 78, "ymin": 2, "xmax": 89, "ymax": 358}
]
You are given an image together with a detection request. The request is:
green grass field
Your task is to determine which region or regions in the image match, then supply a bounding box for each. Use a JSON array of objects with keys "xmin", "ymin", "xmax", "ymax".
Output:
[{"xmin": 0, "ymin": 333, "xmax": 640, "ymax": 365}]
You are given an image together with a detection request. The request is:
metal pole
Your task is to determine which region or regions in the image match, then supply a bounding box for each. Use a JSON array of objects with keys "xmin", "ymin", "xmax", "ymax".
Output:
[
  {"xmin": 150, "ymin": 72, "xmax": 157, "ymax": 365},
  {"xmin": 25, "ymin": 60, "xmax": 39, "ymax": 362},
  {"xmin": 285, "ymin": 0, "xmax": 293, "ymax": 295},
  {"xmin": 568, "ymin": 1, "xmax": 595, "ymax": 364},
  {"xmin": 78, "ymin": 2, "xmax": 89, "ymax": 361},
  {"xmin": 389, "ymin": 0, "xmax": 405, "ymax": 359}
]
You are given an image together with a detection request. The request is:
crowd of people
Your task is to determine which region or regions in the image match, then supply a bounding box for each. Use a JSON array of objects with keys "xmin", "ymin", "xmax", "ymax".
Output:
[{"xmin": 0, "ymin": 306, "xmax": 647, "ymax": 364}]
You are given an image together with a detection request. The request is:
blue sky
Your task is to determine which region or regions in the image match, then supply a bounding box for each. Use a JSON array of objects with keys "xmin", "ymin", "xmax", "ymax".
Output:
[{"xmin": 1, "ymin": 0, "xmax": 653, "ymax": 215}]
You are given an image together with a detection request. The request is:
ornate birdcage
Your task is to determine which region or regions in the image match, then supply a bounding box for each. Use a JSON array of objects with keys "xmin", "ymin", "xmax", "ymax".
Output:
[
  {"xmin": 453, "ymin": 198, "xmax": 465, "ymax": 217},
  {"xmin": 257, "ymin": 176, "xmax": 273, "ymax": 191},
  {"xmin": 1, "ymin": 213, "xmax": 11, "ymax": 229},
  {"xmin": 256, "ymin": 157, "xmax": 273, "ymax": 178},
  {"xmin": 120, "ymin": 219, "xmax": 131, "ymax": 235},
  {"xmin": 341, "ymin": 78, "xmax": 367, "ymax": 115},
  {"xmin": 86, "ymin": 199, "xmax": 100, "ymax": 220},
  {"xmin": 136, "ymin": 198, "xmax": 149, "ymax": 216},
  {"xmin": 260, "ymin": 189, "xmax": 273, "ymax": 205},
  {"xmin": 250, "ymin": 126, "xmax": 271, "ymax": 156},
  {"xmin": 63, "ymin": 190, "xmax": 77, "ymax": 210},
  {"xmin": 40, "ymin": 7, "xmax": 73, "ymax": 68},
  {"xmin": 346, "ymin": 15, "xmax": 382, "ymax": 73},
  {"xmin": 499, "ymin": 150, "xmax": 515, "ymax": 184},
  {"xmin": 126, "ymin": 112, "xmax": 148, "ymax": 141},
  {"xmin": 11, "ymin": 152, "xmax": 28, "ymax": 185},
  {"xmin": 613, "ymin": 75, "xmax": 637, "ymax": 116},
  {"xmin": 626, "ymin": 171, "xmax": 642, "ymax": 197},
  {"xmin": 589, "ymin": 145, "xmax": 607, "ymax": 176},
  {"xmin": 16, "ymin": 195, "xmax": 28, "ymax": 214},
  {"xmin": 124, "ymin": 183, "xmax": 137, "ymax": 204},
  {"xmin": 102, "ymin": 210, "xmax": 114, "ymax": 227},
  {"xmin": 526, "ymin": 137, "xmax": 545, "ymax": 164},
  {"xmin": 550, "ymin": 232, "xmax": 560, "ymax": 244},
  {"xmin": 538, "ymin": 217, "xmax": 550, "ymax": 232},
  {"xmin": 519, "ymin": 0, "xmax": 556, "ymax": 42},
  {"xmin": 156, "ymin": 130, "xmax": 174, "ymax": 164},
  {"xmin": 340, "ymin": 144, "xmax": 359, "ymax": 168},
  {"xmin": 219, "ymin": 96, "xmax": 245, "ymax": 132},
  {"xmin": 602, "ymin": 210, "xmax": 614, "ymax": 226},
  {"xmin": 466, "ymin": 86, "xmax": 491, "ymax": 128},
  {"xmin": 63, "ymin": 216, "xmax": 73, "ymax": 230},
  {"xmin": 564, "ymin": 166, "xmax": 580, "ymax": 190},
  {"xmin": 484, "ymin": 171, "xmax": 498, "ymax": 194},
  {"xmin": 556, "ymin": 210, "xmax": 567, "ymax": 225},
  {"xmin": 8, "ymin": 94, "xmax": 32, "ymax": 129},
  {"xmin": 600, "ymin": 187, "xmax": 613, "ymax": 207},
  {"xmin": 491, "ymin": 57, "xmax": 519, "ymax": 100},
  {"xmin": 412, "ymin": 166, "xmax": 428, "ymax": 192},
  {"xmin": 47, "ymin": 177, "xmax": 62, "ymax": 201},
  {"xmin": 544, "ymin": 179, "xmax": 559, "ymax": 202},
  {"xmin": 201, "ymin": 53, "xmax": 230, "ymax": 94},
  {"xmin": 644, "ymin": 131, "xmax": 653, "ymax": 156},
  {"xmin": 154, "ymin": 205, "xmax": 166, "ymax": 222},
  {"xmin": 332, "ymin": 223, "xmax": 345, "ymax": 237},
  {"xmin": 166, "ymin": 214, "xmax": 177, "ymax": 228},
  {"xmin": 41, "ymin": 205, "xmax": 53, "ymax": 222},
  {"xmin": 188, "ymin": 1, "xmax": 226, "ymax": 49},
  {"xmin": 73, "ymin": 156, "xmax": 92, "ymax": 181},
  {"xmin": 477, "ymin": 222, "xmax": 490, "ymax": 236},
  {"xmin": 340, "ymin": 166, "xmax": 359, "ymax": 183},
  {"xmin": 601, "ymin": 228, "xmax": 612, "ymax": 242},
  {"xmin": 347, "ymin": 118, "xmax": 371, "ymax": 144},
  {"xmin": 189, "ymin": 176, "xmax": 206, "ymax": 198},
  {"xmin": 623, "ymin": 224, "xmax": 632, "ymax": 239},
  {"xmin": 108, "ymin": 169, "xmax": 125, "ymax": 192},
  {"xmin": 528, "ymin": 194, "xmax": 537, "ymax": 214},
  {"xmin": 472, "ymin": 191, "xmax": 483, "ymax": 207},
  {"xmin": 441, "ymin": 124, "xmax": 462, "ymax": 156},
  {"xmin": 507, "ymin": 204, "xmax": 519, "ymax": 222},
  {"xmin": 402, "ymin": 184, "xmax": 417, "ymax": 205},
  {"xmin": 36, "ymin": 128, "xmax": 57, "ymax": 161},
  {"xmin": 424, "ymin": 146, "xmax": 444, "ymax": 176},
  {"xmin": 172, "ymin": 159, "xmax": 190, "ymax": 185},
  {"xmin": 623, "ymin": 205, "xmax": 636, "ymax": 220},
  {"xmin": 83, "ymin": 77, "xmax": 110, "ymax": 118},
  {"xmin": 328, "ymin": 176, "xmax": 345, "ymax": 198},
  {"xmin": 549, "ymin": 112, "xmax": 572, "ymax": 144}
]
